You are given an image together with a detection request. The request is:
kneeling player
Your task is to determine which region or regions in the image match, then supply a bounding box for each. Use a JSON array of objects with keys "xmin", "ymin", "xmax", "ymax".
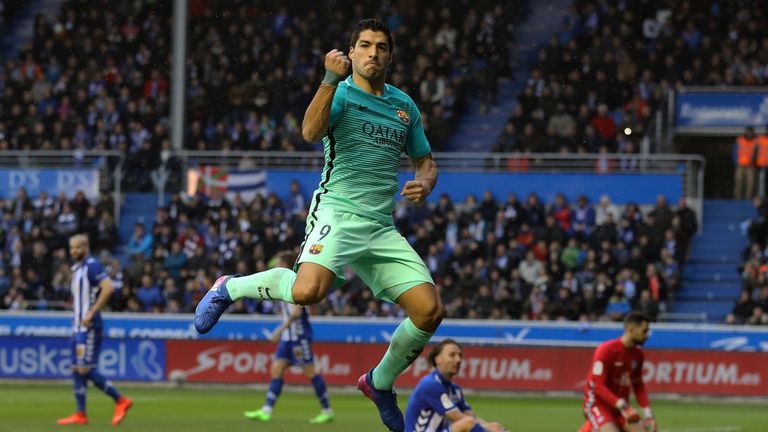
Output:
[
  {"xmin": 405, "ymin": 339, "xmax": 506, "ymax": 432},
  {"xmin": 579, "ymin": 312, "xmax": 657, "ymax": 432}
]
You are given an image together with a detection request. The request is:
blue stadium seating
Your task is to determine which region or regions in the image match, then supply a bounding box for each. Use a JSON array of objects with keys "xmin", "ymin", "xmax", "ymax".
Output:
[
  {"xmin": 118, "ymin": 192, "xmax": 161, "ymax": 252},
  {"xmin": 671, "ymin": 200, "xmax": 753, "ymax": 322},
  {"xmin": 445, "ymin": 79, "xmax": 516, "ymax": 152},
  {"xmin": 445, "ymin": 0, "xmax": 572, "ymax": 152}
]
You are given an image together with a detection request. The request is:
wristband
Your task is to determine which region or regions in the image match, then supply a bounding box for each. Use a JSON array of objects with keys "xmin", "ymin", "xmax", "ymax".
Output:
[
  {"xmin": 643, "ymin": 407, "xmax": 653, "ymax": 418},
  {"xmin": 322, "ymin": 70, "xmax": 344, "ymax": 86}
]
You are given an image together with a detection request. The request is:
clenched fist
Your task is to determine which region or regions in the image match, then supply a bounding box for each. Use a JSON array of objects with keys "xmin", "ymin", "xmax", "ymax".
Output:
[
  {"xmin": 400, "ymin": 180, "xmax": 432, "ymax": 203},
  {"xmin": 323, "ymin": 49, "xmax": 350, "ymax": 84}
]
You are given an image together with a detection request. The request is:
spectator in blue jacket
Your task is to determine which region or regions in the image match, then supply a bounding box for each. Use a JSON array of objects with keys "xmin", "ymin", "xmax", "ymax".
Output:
[
  {"xmin": 136, "ymin": 274, "xmax": 164, "ymax": 312},
  {"xmin": 124, "ymin": 224, "xmax": 152, "ymax": 259},
  {"xmin": 572, "ymin": 195, "xmax": 596, "ymax": 240},
  {"xmin": 164, "ymin": 242, "xmax": 188, "ymax": 281}
]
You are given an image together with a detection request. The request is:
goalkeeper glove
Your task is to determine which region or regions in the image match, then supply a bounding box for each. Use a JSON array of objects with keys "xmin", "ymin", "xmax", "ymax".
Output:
[
  {"xmin": 615, "ymin": 399, "xmax": 640, "ymax": 423},
  {"xmin": 642, "ymin": 407, "xmax": 657, "ymax": 432}
]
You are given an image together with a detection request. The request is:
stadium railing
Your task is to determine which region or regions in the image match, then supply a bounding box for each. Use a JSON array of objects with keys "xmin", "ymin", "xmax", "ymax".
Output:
[
  {"xmin": 3, "ymin": 150, "xmax": 703, "ymax": 231},
  {"xmin": 170, "ymin": 151, "xmax": 706, "ymax": 231},
  {"xmin": 657, "ymin": 312, "xmax": 708, "ymax": 323}
]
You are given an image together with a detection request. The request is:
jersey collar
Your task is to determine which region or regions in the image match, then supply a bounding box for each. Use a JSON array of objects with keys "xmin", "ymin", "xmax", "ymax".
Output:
[
  {"xmin": 345, "ymin": 76, "xmax": 390, "ymax": 96},
  {"xmin": 431, "ymin": 369, "xmax": 451, "ymax": 386},
  {"xmin": 71, "ymin": 255, "xmax": 92, "ymax": 271}
]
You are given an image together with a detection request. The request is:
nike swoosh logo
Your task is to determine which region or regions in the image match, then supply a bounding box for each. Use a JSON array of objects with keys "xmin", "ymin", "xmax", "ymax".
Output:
[{"xmin": 359, "ymin": 105, "xmax": 368, "ymax": 110}]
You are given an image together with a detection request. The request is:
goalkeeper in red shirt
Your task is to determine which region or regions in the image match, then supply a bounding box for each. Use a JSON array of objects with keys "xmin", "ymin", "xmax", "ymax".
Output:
[{"xmin": 579, "ymin": 312, "xmax": 657, "ymax": 432}]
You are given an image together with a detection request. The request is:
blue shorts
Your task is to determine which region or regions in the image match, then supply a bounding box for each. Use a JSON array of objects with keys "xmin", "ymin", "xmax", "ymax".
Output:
[
  {"xmin": 275, "ymin": 339, "xmax": 314, "ymax": 366},
  {"xmin": 71, "ymin": 328, "xmax": 102, "ymax": 368}
]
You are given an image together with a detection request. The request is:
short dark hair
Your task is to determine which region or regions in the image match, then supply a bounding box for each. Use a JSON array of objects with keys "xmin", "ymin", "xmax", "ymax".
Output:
[
  {"xmin": 350, "ymin": 18, "xmax": 394, "ymax": 53},
  {"xmin": 624, "ymin": 311, "xmax": 650, "ymax": 328},
  {"xmin": 427, "ymin": 338, "xmax": 461, "ymax": 367}
]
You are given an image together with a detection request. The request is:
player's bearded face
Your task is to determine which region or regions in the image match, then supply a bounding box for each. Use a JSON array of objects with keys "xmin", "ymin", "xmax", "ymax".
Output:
[
  {"xmin": 69, "ymin": 241, "xmax": 86, "ymax": 261},
  {"xmin": 349, "ymin": 30, "xmax": 392, "ymax": 80}
]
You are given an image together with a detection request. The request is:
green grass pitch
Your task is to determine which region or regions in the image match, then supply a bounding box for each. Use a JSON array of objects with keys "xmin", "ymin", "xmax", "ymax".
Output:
[{"xmin": 0, "ymin": 383, "xmax": 766, "ymax": 431}]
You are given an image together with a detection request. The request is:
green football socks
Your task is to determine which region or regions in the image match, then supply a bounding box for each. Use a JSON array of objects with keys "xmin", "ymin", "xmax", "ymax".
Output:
[
  {"xmin": 372, "ymin": 318, "xmax": 433, "ymax": 390},
  {"xmin": 225, "ymin": 268, "xmax": 296, "ymax": 304}
]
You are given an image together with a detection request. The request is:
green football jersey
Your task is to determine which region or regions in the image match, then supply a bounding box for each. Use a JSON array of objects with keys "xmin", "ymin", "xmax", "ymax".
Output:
[{"xmin": 309, "ymin": 76, "xmax": 431, "ymax": 225}]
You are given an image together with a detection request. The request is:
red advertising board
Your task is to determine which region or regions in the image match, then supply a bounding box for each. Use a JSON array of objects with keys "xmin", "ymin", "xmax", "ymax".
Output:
[
  {"xmin": 166, "ymin": 341, "xmax": 768, "ymax": 396},
  {"xmin": 641, "ymin": 350, "xmax": 767, "ymax": 395}
]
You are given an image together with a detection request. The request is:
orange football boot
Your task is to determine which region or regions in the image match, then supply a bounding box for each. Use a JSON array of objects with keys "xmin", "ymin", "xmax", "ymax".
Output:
[
  {"xmin": 112, "ymin": 396, "xmax": 133, "ymax": 426},
  {"xmin": 57, "ymin": 412, "xmax": 88, "ymax": 425}
]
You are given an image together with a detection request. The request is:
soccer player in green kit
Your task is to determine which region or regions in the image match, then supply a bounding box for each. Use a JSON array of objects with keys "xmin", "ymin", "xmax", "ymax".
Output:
[{"xmin": 195, "ymin": 19, "xmax": 442, "ymax": 432}]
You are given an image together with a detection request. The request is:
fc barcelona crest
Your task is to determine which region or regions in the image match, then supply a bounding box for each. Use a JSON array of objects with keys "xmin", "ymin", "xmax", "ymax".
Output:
[
  {"xmin": 396, "ymin": 109, "xmax": 410, "ymax": 125},
  {"xmin": 309, "ymin": 244, "xmax": 324, "ymax": 255}
]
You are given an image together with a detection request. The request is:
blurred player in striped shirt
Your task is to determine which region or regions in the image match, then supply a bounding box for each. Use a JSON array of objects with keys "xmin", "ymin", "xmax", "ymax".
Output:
[{"xmin": 243, "ymin": 254, "xmax": 333, "ymax": 424}]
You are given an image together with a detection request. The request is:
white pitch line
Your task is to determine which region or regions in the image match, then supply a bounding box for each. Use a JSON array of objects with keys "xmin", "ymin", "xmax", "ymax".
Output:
[{"xmin": 661, "ymin": 427, "xmax": 742, "ymax": 432}]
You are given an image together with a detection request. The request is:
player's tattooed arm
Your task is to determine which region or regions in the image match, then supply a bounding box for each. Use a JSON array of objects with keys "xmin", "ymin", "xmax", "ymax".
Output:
[
  {"xmin": 401, "ymin": 153, "xmax": 437, "ymax": 203},
  {"xmin": 302, "ymin": 49, "xmax": 350, "ymax": 142}
]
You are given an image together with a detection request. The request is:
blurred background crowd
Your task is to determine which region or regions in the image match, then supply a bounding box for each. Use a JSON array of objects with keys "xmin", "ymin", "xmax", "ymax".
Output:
[
  {"xmin": 1, "ymin": 0, "xmax": 765, "ymax": 324},
  {"xmin": 0, "ymin": 183, "xmax": 700, "ymax": 324}
]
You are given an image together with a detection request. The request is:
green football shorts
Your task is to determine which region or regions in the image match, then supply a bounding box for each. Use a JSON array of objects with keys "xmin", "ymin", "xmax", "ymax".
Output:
[{"xmin": 295, "ymin": 206, "xmax": 434, "ymax": 303}]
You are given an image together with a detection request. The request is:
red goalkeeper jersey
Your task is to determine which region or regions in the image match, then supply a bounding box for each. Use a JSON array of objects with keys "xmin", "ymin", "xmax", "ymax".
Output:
[{"xmin": 583, "ymin": 337, "xmax": 650, "ymax": 409}]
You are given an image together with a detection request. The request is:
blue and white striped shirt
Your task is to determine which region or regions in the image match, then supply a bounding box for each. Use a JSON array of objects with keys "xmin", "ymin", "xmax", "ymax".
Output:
[
  {"xmin": 279, "ymin": 303, "xmax": 312, "ymax": 341},
  {"xmin": 405, "ymin": 370, "xmax": 471, "ymax": 432},
  {"xmin": 71, "ymin": 256, "xmax": 108, "ymax": 332}
]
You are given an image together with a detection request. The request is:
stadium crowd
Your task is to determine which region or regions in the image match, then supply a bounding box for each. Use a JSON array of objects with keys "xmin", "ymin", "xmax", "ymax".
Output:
[
  {"xmin": 0, "ymin": 184, "xmax": 698, "ymax": 323},
  {"xmin": 1, "ymin": 0, "xmax": 760, "ymax": 324},
  {"xmin": 0, "ymin": 0, "xmax": 172, "ymax": 191},
  {"xmin": 1, "ymin": 0, "xmax": 521, "ymax": 191},
  {"xmin": 184, "ymin": 0, "xmax": 520, "ymax": 154},
  {"xmin": 731, "ymin": 196, "xmax": 768, "ymax": 325},
  {"xmin": 0, "ymin": 187, "xmax": 118, "ymax": 310},
  {"xmin": 495, "ymin": 0, "xmax": 768, "ymax": 155},
  {"xmin": 3, "ymin": 0, "xmax": 766, "ymax": 173}
]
